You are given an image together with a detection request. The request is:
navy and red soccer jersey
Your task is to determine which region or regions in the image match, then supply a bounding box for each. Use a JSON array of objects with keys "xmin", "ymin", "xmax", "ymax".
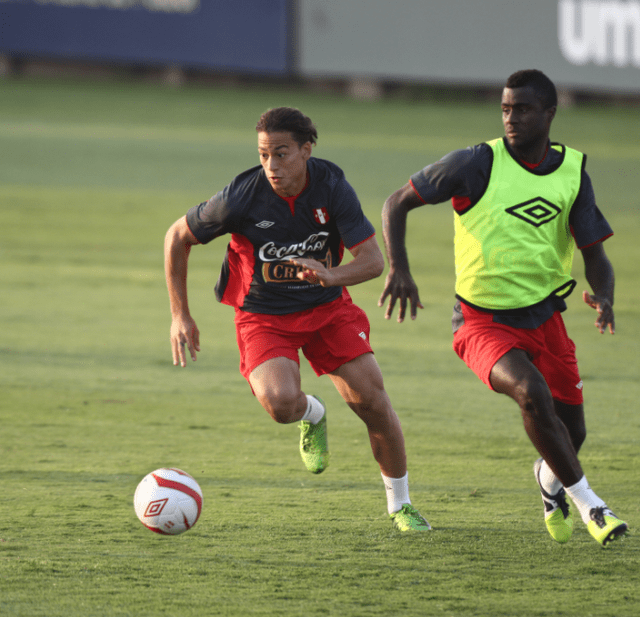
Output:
[{"xmin": 186, "ymin": 157, "xmax": 375, "ymax": 315}]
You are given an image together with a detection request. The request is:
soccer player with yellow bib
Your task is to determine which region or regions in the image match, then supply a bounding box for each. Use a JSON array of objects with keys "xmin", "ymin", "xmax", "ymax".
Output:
[{"xmin": 379, "ymin": 70, "xmax": 628, "ymax": 546}]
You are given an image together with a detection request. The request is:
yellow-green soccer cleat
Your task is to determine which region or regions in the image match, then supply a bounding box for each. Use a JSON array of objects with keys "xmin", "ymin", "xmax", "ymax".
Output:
[
  {"xmin": 534, "ymin": 458, "xmax": 573, "ymax": 543},
  {"xmin": 299, "ymin": 396, "xmax": 329, "ymax": 474},
  {"xmin": 390, "ymin": 504, "xmax": 431, "ymax": 531},
  {"xmin": 587, "ymin": 507, "xmax": 628, "ymax": 547}
]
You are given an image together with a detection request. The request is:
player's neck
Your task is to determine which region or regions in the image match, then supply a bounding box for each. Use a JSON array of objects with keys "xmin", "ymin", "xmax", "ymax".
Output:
[
  {"xmin": 274, "ymin": 171, "xmax": 309, "ymax": 200},
  {"xmin": 519, "ymin": 142, "xmax": 550, "ymax": 169},
  {"xmin": 507, "ymin": 138, "xmax": 550, "ymax": 168},
  {"xmin": 278, "ymin": 171, "xmax": 309, "ymax": 215}
]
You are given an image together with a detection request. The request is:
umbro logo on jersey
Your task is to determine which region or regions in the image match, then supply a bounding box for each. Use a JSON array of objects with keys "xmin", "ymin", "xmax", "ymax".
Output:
[
  {"xmin": 256, "ymin": 220, "xmax": 275, "ymax": 229},
  {"xmin": 505, "ymin": 198, "xmax": 561, "ymax": 227}
]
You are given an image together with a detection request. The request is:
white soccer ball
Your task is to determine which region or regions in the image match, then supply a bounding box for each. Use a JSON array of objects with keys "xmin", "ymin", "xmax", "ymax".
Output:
[{"xmin": 134, "ymin": 468, "xmax": 203, "ymax": 535}]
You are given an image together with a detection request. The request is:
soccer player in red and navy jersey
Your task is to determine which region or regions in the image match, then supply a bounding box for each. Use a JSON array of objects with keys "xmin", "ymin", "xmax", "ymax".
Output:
[
  {"xmin": 379, "ymin": 70, "xmax": 628, "ymax": 546},
  {"xmin": 165, "ymin": 107, "xmax": 429, "ymax": 531}
]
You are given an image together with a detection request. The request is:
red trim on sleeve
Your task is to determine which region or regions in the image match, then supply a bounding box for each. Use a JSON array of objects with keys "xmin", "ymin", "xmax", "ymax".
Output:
[
  {"xmin": 409, "ymin": 179, "xmax": 427, "ymax": 204},
  {"xmin": 185, "ymin": 217, "xmax": 201, "ymax": 244},
  {"xmin": 578, "ymin": 232, "xmax": 614, "ymax": 250},
  {"xmin": 347, "ymin": 233, "xmax": 375, "ymax": 250}
]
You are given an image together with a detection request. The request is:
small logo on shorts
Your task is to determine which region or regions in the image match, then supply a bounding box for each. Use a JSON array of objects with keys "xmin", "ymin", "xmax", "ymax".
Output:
[
  {"xmin": 575, "ymin": 380, "xmax": 583, "ymax": 390},
  {"xmin": 359, "ymin": 332, "xmax": 367, "ymax": 340},
  {"xmin": 256, "ymin": 220, "xmax": 275, "ymax": 229}
]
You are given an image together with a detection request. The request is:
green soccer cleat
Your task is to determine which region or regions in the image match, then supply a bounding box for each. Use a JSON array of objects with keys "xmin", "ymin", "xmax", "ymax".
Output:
[
  {"xmin": 587, "ymin": 507, "xmax": 628, "ymax": 547},
  {"xmin": 299, "ymin": 396, "xmax": 329, "ymax": 474},
  {"xmin": 390, "ymin": 504, "xmax": 431, "ymax": 531},
  {"xmin": 534, "ymin": 458, "xmax": 573, "ymax": 543}
]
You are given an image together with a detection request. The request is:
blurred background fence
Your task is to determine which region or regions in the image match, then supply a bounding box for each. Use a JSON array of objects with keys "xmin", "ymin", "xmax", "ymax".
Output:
[{"xmin": 2, "ymin": 0, "xmax": 639, "ymax": 100}]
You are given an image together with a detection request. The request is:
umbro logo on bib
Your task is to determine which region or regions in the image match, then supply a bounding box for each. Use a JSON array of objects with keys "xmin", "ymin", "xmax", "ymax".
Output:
[
  {"xmin": 256, "ymin": 221, "xmax": 275, "ymax": 229},
  {"xmin": 505, "ymin": 198, "xmax": 561, "ymax": 227}
]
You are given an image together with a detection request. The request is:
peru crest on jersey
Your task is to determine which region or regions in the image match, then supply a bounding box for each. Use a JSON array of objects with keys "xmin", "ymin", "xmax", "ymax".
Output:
[{"xmin": 314, "ymin": 207, "xmax": 329, "ymax": 225}]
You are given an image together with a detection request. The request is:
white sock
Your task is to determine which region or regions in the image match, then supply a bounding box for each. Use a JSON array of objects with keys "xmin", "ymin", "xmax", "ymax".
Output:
[
  {"xmin": 300, "ymin": 395, "xmax": 325, "ymax": 425},
  {"xmin": 539, "ymin": 460, "xmax": 563, "ymax": 495},
  {"xmin": 564, "ymin": 475, "xmax": 607, "ymax": 524},
  {"xmin": 382, "ymin": 472, "xmax": 411, "ymax": 515}
]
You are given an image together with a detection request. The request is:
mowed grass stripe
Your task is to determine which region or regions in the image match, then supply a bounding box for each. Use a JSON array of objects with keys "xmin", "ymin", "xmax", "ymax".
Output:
[{"xmin": 3, "ymin": 118, "xmax": 640, "ymax": 160}]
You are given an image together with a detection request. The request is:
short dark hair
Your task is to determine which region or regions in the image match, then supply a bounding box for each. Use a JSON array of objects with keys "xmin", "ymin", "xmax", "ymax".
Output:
[
  {"xmin": 255, "ymin": 107, "xmax": 318, "ymax": 146},
  {"xmin": 505, "ymin": 70, "xmax": 557, "ymax": 109}
]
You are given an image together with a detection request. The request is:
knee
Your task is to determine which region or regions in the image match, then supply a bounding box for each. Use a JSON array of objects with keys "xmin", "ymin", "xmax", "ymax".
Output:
[
  {"xmin": 259, "ymin": 389, "xmax": 300, "ymax": 424},
  {"xmin": 349, "ymin": 393, "xmax": 394, "ymax": 429},
  {"xmin": 513, "ymin": 377, "xmax": 554, "ymax": 422}
]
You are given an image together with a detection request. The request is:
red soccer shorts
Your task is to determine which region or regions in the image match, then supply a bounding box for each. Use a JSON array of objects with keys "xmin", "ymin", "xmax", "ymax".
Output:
[
  {"xmin": 453, "ymin": 302, "xmax": 583, "ymax": 405},
  {"xmin": 234, "ymin": 291, "xmax": 373, "ymax": 381}
]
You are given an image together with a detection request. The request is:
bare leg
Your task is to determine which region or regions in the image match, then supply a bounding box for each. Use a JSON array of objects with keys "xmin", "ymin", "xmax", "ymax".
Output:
[
  {"xmin": 329, "ymin": 353, "xmax": 406, "ymax": 478},
  {"xmin": 489, "ymin": 349, "xmax": 583, "ymax": 487},
  {"xmin": 554, "ymin": 400, "xmax": 586, "ymax": 454},
  {"xmin": 249, "ymin": 357, "xmax": 308, "ymax": 423}
]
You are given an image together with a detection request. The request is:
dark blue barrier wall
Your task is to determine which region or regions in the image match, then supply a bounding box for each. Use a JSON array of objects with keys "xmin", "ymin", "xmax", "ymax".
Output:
[{"xmin": 0, "ymin": 0, "xmax": 290, "ymax": 75}]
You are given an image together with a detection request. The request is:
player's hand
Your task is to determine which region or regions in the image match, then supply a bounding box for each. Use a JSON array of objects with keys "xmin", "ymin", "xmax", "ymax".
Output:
[
  {"xmin": 582, "ymin": 290, "xmax": 615, "ymax": 334},
  {"xmin": 291, "ymin": 257, "xmax": 334, "ymax": 287},
  {"xmin": 170, "ymin": 315, "xmax": 201, "ymax": 367},
  {"xmin": 378, "ymin": 268, "xmax": 423, "ymax": 322}
]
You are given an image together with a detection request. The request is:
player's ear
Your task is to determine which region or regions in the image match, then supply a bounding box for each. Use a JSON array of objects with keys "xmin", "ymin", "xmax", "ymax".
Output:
[
  {"xmin": 546, "ymin": 105, "xmax": 557, "ymax": 125},
  {"xmin": 301, "ymin": 141, "xmax": 312, "ymax": 160}
]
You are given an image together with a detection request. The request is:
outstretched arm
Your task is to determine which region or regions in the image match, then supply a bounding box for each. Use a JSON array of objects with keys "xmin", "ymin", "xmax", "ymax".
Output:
[
  {"xmin": 164, "ymin": 216, "xmax": 201, "ymax": 366},
  {"xmin": 378, "ymin": 183, "xmax": 426, "ymax": 322},
  {"xmin": 581, "ymin": 241, "xmax": 615, "ymax": 334}
]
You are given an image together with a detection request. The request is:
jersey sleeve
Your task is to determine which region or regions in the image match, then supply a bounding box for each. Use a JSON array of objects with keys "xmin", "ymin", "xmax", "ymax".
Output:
[
  {"xmin": 569, "ymin": 169, "xmax": 613, "ymax": 248},
  {"xmin": 409, "ymin": 144, "xmax": 492, "ymax": 205},
  {"xmin": 186, "ymin": 185, "xmax": 237, "ymax": 245},
  {"xmin": 331, "ymin": 176, "xmax": 376, "ymax": 249}
]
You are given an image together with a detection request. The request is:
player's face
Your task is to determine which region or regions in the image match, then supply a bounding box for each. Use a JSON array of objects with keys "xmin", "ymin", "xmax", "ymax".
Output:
[
  {"xmin": 258, "ymin": 131, "xmax": 312, "ymax": 198},
  {"xmin": 501, "ymin": 86, "xmax": 556, "ymax": 161}
]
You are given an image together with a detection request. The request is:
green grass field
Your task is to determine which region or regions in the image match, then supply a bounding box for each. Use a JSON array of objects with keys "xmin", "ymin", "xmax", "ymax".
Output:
[{"xmin": 1, "ymin": 76, "xmax": 639, "ymax": 617}]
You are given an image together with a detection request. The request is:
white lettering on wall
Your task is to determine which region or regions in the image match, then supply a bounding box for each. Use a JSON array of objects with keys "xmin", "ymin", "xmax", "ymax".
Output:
[{"xmin": 559, "ymin": 0, "xmax": 640, "ymax": 67}]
